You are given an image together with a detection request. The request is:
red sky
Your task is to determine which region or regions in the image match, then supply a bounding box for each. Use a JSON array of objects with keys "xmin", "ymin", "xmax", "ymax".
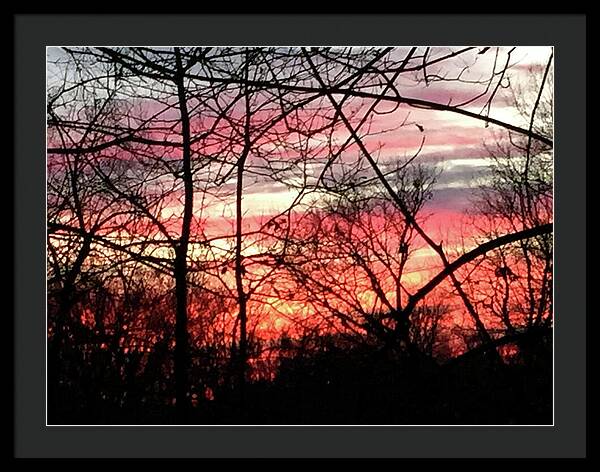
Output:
[{"xmin": 48, "ymin": 46, "xmax": 553, "ymax": 346}]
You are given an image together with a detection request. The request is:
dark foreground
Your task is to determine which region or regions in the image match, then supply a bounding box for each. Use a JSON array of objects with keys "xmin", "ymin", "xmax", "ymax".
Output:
[{"xmin": 48, "ymin": 331, "xmax": 552, "ymax": 425}]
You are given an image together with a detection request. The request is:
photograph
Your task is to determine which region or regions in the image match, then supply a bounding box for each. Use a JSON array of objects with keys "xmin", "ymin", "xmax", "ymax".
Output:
[{"xmin": 46, "ymin": 45, "xmax": 554, "ymax": 426}]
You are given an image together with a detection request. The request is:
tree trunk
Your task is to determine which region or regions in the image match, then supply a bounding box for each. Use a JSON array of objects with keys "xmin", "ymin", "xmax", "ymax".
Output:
[
  {"xmin": 233, "ymin": 55, "xmax": 254, "ymax": 408},
  {"xmin": 173, "ymin": 48, "xmax": 194, "ymax": 423},
  {"xmin": 234, "ymin": 142, "xmax": 250, "ymax": 409}
]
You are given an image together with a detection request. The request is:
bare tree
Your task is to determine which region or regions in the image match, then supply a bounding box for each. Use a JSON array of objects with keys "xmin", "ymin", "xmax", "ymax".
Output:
[
  {"xmin": 456, "ymin": 53, "xmax": 554, "ymax": 360},
  {"xmin": 283, "ymin": 157, "xmax": 438, "ymax": 351}
]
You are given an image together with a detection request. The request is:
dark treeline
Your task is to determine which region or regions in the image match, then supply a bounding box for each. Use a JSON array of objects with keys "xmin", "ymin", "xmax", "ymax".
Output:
[{"xmin": 49, "ymin": 319, "xmax": 552, "ymax": 425}]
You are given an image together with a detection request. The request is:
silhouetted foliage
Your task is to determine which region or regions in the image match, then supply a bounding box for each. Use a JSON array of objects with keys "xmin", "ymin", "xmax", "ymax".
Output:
[{"xmin": 49, "ymin": 325, "xmax": 552, "ymax": 424}]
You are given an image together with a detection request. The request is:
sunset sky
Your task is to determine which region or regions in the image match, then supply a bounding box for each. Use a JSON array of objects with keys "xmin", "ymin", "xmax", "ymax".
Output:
[
  {"xmin": 47, "ymin": 46, "xmax": 554, "ymax": 343},
  {"xmin": 196, "ymin": 46, "xmax": 553, "ymax": 268},
  {"xmin": 165, "ymin": 46, "xmax": 551, "ymax": 214},
  {"xmin": 46, "ymin": 46, "xmax": 551, "ymax": 166}
]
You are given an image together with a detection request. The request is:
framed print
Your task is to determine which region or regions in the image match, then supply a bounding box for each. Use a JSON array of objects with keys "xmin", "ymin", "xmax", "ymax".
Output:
[{"xmin": 15, "ymin": 13, "xmax": 587, "ymax": 458}]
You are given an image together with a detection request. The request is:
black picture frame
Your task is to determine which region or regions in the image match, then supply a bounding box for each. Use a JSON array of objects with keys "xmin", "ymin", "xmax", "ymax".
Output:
[{"xmin": 14, "ymin": 13, "xmax": 587, "ymax": 458}]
